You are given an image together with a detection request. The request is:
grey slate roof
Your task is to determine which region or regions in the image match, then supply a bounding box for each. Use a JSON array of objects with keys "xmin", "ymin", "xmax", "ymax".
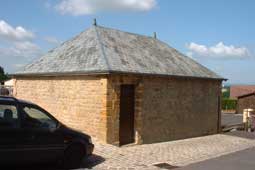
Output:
[{"xmin": 15, "ymin": 25, "xmax": 223, "ymax": 80}]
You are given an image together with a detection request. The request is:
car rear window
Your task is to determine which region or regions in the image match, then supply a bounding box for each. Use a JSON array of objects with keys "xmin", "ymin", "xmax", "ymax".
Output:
[{"xmin": 0, "ymin": 104, "xmax": 18, "ymax": 128}]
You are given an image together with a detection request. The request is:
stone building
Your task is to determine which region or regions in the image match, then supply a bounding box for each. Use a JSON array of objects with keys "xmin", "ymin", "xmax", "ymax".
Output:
[
  {"xmin": 13, "ymin": 24, "xmax": 224, "ymax": 146},
  {"xmin": 237, "ymin": 92, "xmax": 255, "ymax": 114}
]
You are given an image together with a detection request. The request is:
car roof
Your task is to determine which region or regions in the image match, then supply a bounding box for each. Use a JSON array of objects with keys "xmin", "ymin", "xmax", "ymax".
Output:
[
  {"xmin": 0, "ymin": 96, "xmax": 17, "ymax": 102},
  {"xmin": 0, "ymin": 96, "xmax": 34, "ymax": 105}
]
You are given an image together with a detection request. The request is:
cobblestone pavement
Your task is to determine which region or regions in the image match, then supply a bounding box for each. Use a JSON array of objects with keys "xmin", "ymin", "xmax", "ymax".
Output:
[{"xmin": 81, "ymin": 132, "xmax": 255, "ymax": 170}]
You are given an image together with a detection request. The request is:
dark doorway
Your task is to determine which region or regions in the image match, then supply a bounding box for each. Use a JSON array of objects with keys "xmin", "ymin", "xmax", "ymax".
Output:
[{"xmin": 119, "ymin": 85, "xmax": 135, "ymax": 146}]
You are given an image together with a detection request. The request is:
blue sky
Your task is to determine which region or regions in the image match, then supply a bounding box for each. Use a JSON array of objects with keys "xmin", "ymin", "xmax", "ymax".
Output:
[{"xmin": 0, "ymin": 0, "xmax": 254, "ymax": 84}]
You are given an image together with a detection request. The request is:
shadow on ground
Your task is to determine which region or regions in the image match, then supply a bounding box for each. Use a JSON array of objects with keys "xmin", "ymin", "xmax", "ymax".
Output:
[
  {"xmin": 82, "ymin": 154, "xmax": 105, "ymax": 169},
  {"xmin": 1, "ymin": 154, "xmax": 105, "ymax": 170}
]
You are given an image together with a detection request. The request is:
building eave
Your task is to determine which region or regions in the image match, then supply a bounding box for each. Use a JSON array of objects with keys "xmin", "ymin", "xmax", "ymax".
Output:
[{"xmin": 11, "ymin": 70, "xmax": 226, "ymax": 81}]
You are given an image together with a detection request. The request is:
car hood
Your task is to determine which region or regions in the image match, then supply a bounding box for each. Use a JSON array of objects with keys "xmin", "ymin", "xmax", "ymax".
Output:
[{"xmin": 59, "ymin": 124, "xmax": 92, "ymax": 143}]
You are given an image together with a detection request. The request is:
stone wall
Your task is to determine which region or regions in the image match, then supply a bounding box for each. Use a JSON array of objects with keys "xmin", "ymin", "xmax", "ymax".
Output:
[
  {"xmin": 14, "ymin": 75, "xmax": 108, "ymax": 142},
  {"xmin": 106, "ymin": 75, "xmax": 222, "ymax": 145},
  {"xmin": 14, "ymin": 74, "xmax": 222, "ymax": 145},
  {"xmin": 141, "ymin": 77, "xmax": 221, "ymax": 143},
  {"xmin": 237, "ymin": 95, "xmax": 255, "ymax": 114}
]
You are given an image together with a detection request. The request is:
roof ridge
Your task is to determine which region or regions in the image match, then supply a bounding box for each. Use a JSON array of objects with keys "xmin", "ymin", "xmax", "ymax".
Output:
[
  {"xmin": 93, "ymin": 25, "xmax": 111, "ymax": 71},
  {"xmin": 96, "ymin": 25, "xmax": 163, "ymax": 43},
  {"xmin": 98, "ymin": 25, "xmax": 167, "ymax": 40}
]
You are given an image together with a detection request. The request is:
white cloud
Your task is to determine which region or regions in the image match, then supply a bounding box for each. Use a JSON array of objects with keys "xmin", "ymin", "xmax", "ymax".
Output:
[
  {"xmin": 55, "ymin": 0, "xmax": 157, "ymax": 16},
  {"xmin": 187, "ymin": 42, "xmax": 250, "ymax": 59},
  {"xmin": 13, "ymin": 41, "xmax": 41, "ymax": 57},
  {"xmin": 0, "ymin": 41, "xmax": 41, "ymax": 58},
  {"xmin": 44, "ymin": 36, "xmax": 61, "ymax": 45},
  {"xmin": 0, "ymin": 41, "xmax": 42, "ymax": 72},
  {"xmin": 13, "ymin": 63, "xmax": 26, "ymax": 69},
  {"xmin": 0, "ymin": 20, "xmax": 34, "ymax": 41},
  {"xmin": 0, "ymin": 20, "xmax": 42, "ymax": 72}
]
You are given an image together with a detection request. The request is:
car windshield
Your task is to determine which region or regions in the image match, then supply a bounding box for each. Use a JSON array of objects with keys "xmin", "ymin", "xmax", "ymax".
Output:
[{"xmin": 22, "ymin": 106, "xmax": 57, "ymax": 129}]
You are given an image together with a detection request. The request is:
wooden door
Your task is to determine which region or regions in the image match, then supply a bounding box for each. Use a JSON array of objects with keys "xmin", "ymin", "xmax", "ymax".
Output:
[{"xmin": 119, "ymin": 85, "xmax": 135, "ymax": 145}]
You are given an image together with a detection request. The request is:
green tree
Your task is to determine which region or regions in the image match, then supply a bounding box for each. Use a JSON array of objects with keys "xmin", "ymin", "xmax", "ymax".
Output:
[
  {"xmin": 0, "ymin": 66, "xmax": 8, "ymax": 83},
  {"xmin": 222, "ymin": 99, "xmax": 237, "ymax": 110},
  {"xmin": 222, "ymin": 86, "xmax": 230, "ymax": 99}
]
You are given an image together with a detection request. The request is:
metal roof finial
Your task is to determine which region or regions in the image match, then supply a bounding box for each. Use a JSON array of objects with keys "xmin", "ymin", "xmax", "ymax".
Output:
[
  {"xmin": 153, "ymin": 32, "xmax": 157, "ymax": 39},
  {"xmin": 93, "ymin": 18, "xmax": 97, "ymax": 26}
]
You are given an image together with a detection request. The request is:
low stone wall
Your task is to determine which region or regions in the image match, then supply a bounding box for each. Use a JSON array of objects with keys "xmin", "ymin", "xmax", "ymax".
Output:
[{"xmin": 14, "ymin": 75, "xmax": 108, "ymax": 142}]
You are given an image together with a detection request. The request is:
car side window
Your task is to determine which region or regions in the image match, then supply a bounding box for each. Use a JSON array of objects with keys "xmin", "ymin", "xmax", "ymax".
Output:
[
  {"xmin": 0, "ymin": 104, "xmax": 18, "ymax": 128},
  {"xmin": 21, "ymin": 106, "xmax": 57, "ymax": 129}
]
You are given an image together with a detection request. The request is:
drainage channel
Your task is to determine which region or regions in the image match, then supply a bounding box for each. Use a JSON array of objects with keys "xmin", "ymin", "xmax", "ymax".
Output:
[{"xmin": 154, "ymin": 163, "xmax": 179, "ymax": 169}]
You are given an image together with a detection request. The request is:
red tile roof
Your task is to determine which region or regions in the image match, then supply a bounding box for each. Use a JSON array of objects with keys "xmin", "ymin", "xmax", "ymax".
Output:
[{"xmin": 230, "ymin": 85, "xmax": 255, "ymax": 99}]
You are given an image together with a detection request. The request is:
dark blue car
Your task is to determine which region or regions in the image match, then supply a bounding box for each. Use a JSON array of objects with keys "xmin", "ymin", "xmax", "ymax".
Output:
[{"xmin": 0, "ymin": 96, "xmax": 94, "ymax": 169}]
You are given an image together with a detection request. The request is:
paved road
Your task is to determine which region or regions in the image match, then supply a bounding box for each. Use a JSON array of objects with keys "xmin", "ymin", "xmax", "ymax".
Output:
[{"xmin": 178, "ymin": 147, "xmax": 255, "ymax": 170}]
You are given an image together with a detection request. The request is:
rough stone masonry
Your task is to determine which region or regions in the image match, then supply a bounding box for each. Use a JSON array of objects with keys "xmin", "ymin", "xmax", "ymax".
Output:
[{"xmin": 14, "ymin": 74, "xmax": 222, "ymax": 145}]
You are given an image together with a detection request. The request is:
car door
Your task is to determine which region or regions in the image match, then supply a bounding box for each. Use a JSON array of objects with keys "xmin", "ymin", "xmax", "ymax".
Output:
[
  {"xmin": 20, "ymin": 104, "xmax": 65, "ymax": 164},
  {"xmin": 0, "ymin": 101, "xmax": 22, "ymax": 164}
]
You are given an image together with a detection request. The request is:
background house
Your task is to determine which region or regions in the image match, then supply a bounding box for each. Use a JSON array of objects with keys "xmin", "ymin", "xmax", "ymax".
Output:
[
  {"xmin": 13, "ymin": 24, "xmax": 224, "ymax": 145},
  {"xmin": 237, "ymin": 92, "xmax": 255, "ymax": 114},
  {"xmin": 4, "ymin": 79, "xmax": 14, "ymax": 87},
  {"xmin": 230, "ymin": 85, "xmax": 255, "ymax": 99},
  {"xmin": 0, "ymin": 79, "xmax": 13, "ymax": 96}
]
